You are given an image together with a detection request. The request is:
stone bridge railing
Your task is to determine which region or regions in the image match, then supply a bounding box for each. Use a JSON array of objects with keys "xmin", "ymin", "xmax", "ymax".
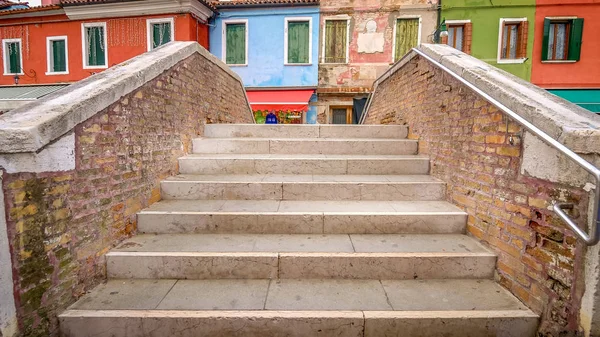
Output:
[
  {"xmin": 0, "ymin": 42, "xmax": 253, "ymax": 337},
  {"xmin": 362, "ymin": 43, "xmax": 600, "ymax": 337}
]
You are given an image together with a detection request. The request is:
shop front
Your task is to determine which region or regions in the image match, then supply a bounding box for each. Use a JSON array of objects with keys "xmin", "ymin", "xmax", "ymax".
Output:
[{"xmin": 247, "ymin": 89, "xmax": 315, "ymax": 124}]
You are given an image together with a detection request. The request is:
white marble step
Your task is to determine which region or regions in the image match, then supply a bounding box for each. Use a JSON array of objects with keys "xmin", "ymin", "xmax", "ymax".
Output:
[
  {"xmin": 106, "ymin": 234, "xmax": 496, "ymax": 280},
  {"xmin": 60, "ymin": 279, "xmax": 537, "ymax": 337},
  {"xmin": 178, "ymin": 154, "xmax": 430, "ymax": 175},
  {"xmin": 160, "ymin": 174, "xmax": 445, "ymax": 201},
  {"xmin": 137, "ymin": 200, "xmax": 467, "ymax": 234},
  {"xmin": 204, "ymin": 124, "xmax": 409, "ymax": 139},
  {"xmin": 192, "ymin": 138, "xmax": 418, "ymax": 155}
]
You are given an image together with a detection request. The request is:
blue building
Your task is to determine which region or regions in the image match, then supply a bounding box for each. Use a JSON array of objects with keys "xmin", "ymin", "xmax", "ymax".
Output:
[{"xmin": 210, "ymin": 0, "xmax": 320, "ymax": 124}]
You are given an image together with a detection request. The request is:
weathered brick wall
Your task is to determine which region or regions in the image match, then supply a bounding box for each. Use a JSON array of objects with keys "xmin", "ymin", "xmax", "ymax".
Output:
[
  {"xmin": 1, "ymin": 52, "xmax": 252, "ymax": 337},
  {"xmin": 365, "ymin": 55, "xmax": 588, "ymax": 336}
]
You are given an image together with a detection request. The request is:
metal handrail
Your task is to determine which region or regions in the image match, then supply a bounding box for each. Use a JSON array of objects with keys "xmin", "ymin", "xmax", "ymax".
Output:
[{"xmin": 364, "ymin": 47, "xmax": 600, "ymax": 246}]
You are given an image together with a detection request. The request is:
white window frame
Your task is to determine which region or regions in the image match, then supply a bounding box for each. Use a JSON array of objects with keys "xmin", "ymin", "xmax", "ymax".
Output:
[
  {"xmin": 392, "ymin": 15, "xmax": 422, "ymax": 62},
  {"xmin": 46, "ymin": 36, "xmax": 69, "ymax": 75},
  {"xmin": 146, "ymin": 17, "xmax": 175, "ymax": 51},
  {"xmin": 81, "ymin": 22, "xmax": 108, "ymax": 69},
  {"xmin": 497, "ymin": 18, "xmax": 528, "ymax": 64},
  {"xmin": 222, "ymin": 19, "xmax": 248, "ymax": 67},
  {"xmin": 444, "ymin": 19, "xmax": 471, "ymax": 52},
  {"xmin": 321, "ymin": 16, "xmax": 350, "ymax": 64},
  {"xmin": 284, "ymin": 17, "xmax": 313, "ymax": 66},
  {"xmin": 3, "ymin": 38, "xmax": 23, "ymax": 76}
]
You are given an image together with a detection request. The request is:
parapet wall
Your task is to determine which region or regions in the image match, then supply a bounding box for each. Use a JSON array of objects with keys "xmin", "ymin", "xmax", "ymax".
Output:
[
  {"xmin": 0, "ymin": 42, "xmax": 253, "ymax": 337},
  {"xmin": 364, "ymin": 43, "xmax": 600, "ymax": 336}
]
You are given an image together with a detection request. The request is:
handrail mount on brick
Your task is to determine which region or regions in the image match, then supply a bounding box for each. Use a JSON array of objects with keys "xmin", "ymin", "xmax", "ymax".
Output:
[{"xmin": 362, "ymin": 47, "xmax": 600, "ymax": 246}]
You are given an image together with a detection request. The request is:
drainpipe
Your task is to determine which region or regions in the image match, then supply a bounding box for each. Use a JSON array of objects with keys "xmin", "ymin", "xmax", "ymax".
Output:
[{"xmin": 435, "ymin": 0, "xmax": 442, "ymax": 43}]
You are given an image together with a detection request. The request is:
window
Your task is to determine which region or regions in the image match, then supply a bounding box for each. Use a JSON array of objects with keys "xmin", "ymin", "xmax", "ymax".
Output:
[
  {"xmin": 497, "ymin": 18, "xmax": 528, "ymax": 63},
  {"xmin": 443, "ymin": 20, "xmax": 472, "ymax": 54},
  {"xmin": 3, "ymin": 39, "xmax": 22, "ymax": 75},
  {"xmin": 223, "ymin": 20, "xmax": 247, "ymax": 66},
  {"xmin": 393, "ymin": 18, "xmax": 420, "ymax": 61},
  {"xmin": 82, "ymin": 22, "xmax": 107, "ymax": 69},
  {"xmin": 323, "ymin": 19, "xmax": 348, "ymax": 64},
  {"xmin": 330, "ymin": 106, "xmax": 352, "ymax": 124},
  {"xmin": 46, "ymin": 36, "xmax": 68, "ymax": 75},
  {"xmin": 147, "ymin": 18, "xmax": 174, "ymax": 51},
  {"xmin": 542, "ymin": 18, "xmax": 583, "ymax": 62},
  {"xmin": 285, "ymin": 18, "xmax": 312, "ymax": 65}
]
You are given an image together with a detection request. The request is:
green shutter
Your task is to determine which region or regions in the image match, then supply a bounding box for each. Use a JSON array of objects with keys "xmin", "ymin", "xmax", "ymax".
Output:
[
  {"xmin": 8, "ymin": 42, "xmax": 20, "ymax": 74},
  {"xmin": 324, "ymin": 20, "xmax": 347, "ymax": 63},
  {"xmin": 541, "ymin": 18, "xmax": 550, "ymax": 61},
  {"xmin": 395, "ymin": 19, "xmax": 419, "ymax": 61},
  {"xmin": 153, "ymin": 23, "xmax": 172, "ymax": 49},
  {"xmin": 87, "ymin": 26, "xmax": 106, "ymax": 66},
  {"xmin": 52, "ymin": 40, "xmax": 66, "ymax": 72},
  {"xmin": 226, "ymin": 23, "xmax": 246, "ymax": 65},
  {"xmin": 568, "ymin": 18, "xmax": 583, "ymax": 61},
  {"xmin": 287, "ymin": 21, "xmax": 310, "ymax": 64}
]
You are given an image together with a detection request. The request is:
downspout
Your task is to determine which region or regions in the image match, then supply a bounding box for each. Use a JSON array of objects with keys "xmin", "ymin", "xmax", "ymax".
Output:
[{"xmin": 435, "ymin": 0, "xmax": 442, "ymax": 43}]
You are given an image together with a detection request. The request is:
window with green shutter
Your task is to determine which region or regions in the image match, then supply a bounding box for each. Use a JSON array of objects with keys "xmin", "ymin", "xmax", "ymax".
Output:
[
  {"xmin": 225, "ymin": 23, "xmax": 247, "ymax": 65},
  {"xmin": 394, "ymin": 18, "xmax": 419, "ymax": 61},
  {"xmin": 49, "ymin": 39, "xmax": 67, "ymax": 73},
  {"xmin": 4, "ymin": 40, "xmax": 21, "ymax": 74},
  {"xmin": 324, "ymin": 20, "xmax": 348, "ymax": 63},
  {"xmin": 152, "ymin": 22, "xmax": 172, "ymax": 49},
  {"xmin": 85, "ymin": 24, "xmax": 106, "ymax": 67},
  {"xmin": 542, "ymin": 18, "xmax": 583, "ymax": 62},
  {"xmin": 287, "ymin": 20, "xmax": 310, "ymax": 64}
]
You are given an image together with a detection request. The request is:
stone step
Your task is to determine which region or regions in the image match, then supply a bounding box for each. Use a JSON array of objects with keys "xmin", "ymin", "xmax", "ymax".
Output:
[
  {"xmin": 59, "ymin": 279, "xmax": 538, "ymax": 337},
  {"xmin": 160, "ymin": 175, "xmax": 445, "ymax": 201},
  {"xmin": 192, "ymin": 138, "xmax": 418, "ymax": 155},
  {"xmin": 137, "ymin": 200, "xmax": 467, "ymax": 234},
  {"xmin": 204, "ymin": 124, "xmax": 409, "ymax": 139},
  {"xmin": 106, "ymin": 234, "xmax": 495, "ymax": 280},
  {"xmin": 178, "ymin": 154, "xmax": 430, "ymax": 175}
]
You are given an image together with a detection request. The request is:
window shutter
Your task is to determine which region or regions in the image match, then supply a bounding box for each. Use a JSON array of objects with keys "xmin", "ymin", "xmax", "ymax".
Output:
[
  {"xmin": 395, "ymin": 19, "xmax": 419, "ymax": 61},
  {"xmin": 324, "ymin": 21, "xmax": 347, "ymax": 63},
  {"xmin": 8, "ymin": 42, "xmax": 20, "ymax": 74},
  {"xmin": 568, "ymin": 18, "xmax": 583, "ymax": 61},
  {"xmin": 226, "ymin": 23, "xmax": 246, "ymax": 65},
  {"xmin": 541, "ymin": 19, "xmax": 550, "ymax": 61},
  {"xmin": 288, "ymin": 21, "xmax": 309, "ymax": 64},
  {"xmin": 53, "ymin": 40, "xmax": 66, "ymax": 72},
  {"xmin": 517, "ymin": 21, "xmax": 528, "ymax": 59}
]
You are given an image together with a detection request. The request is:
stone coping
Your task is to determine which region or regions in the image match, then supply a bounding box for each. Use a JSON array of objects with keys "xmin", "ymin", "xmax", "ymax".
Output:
[
  {"xmin": 0, "ymin": 42, "xmax": 252, "ymax": 154},
  {"xmin": 373, "ymin": 43, "xmax": 600, "ymax": 155}
]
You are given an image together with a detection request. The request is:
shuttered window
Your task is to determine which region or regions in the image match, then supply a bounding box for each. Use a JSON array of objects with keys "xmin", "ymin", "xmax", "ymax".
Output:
[
  {"xmin": 225, "ymin": 23, "xmax": 247, "ymax": 65},
  {"xmin": 499, "ymin": 19, "xmax": 528, "ymax": 60},
  {"xmin": 84, "ymin": 24, "xmax": 107, "ymax": 67},
  {"xmin": 4, "ymin": 40, "xmax": 21, "ymax": 74},
  {"xmin": 324, "ymin": 20, "xmax": 348, "ymax": 64},
  {"xmin": 49, "ymin": 39, "xmax": 67, "ymax": 73},
  {"xmin": 287, "ymin": 20, "xmax": 310, "ymax": 64},
  {"xmin": 152, "ymin": 22, "xmax": 172, "ymax": 49},
  {"xmin": 542, "ymin": 18, "xmax": 583, "ymax": 62},
  {"xmin": 394, "ymin": 18, "xmax": 419, "ymax": 61}
]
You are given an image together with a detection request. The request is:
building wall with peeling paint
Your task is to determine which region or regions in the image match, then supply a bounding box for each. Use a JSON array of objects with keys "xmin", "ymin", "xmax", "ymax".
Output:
[{"xmin": 316, "ymin": 0, "xmax": 438, "ymax": 123}]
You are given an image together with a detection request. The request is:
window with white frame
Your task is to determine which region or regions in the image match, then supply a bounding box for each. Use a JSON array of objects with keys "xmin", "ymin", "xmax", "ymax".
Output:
[
  {"xmin": 3, "ymin": 39, "xmax": 22, "ymax": 75},
  {"xmin": 223, "ymin": 20, "xmax": 248, "ymax": 66},
  {"xmin": 82, "ymin": 22, "xmax": 108, "ymax": 68},
  {"xmin": 323, "ymin": 19, "xmax": 349, "ymax": 64},
  {"xmin": 542, "ymin": 17, "xmax": 583, "ymax": 62},
  {"xmin": 46, "ymin": 36, "xmax": 68, "ymax": 74},
  {"xmin": 497, "ymin": 18, "xmax": 528, "ymax": 63},
  {"xmin": 285, "ymin": 17, "xmax": 312, "ymax": 65},
  {"xmin": 147, "ymin": 18, "xmax": 175, "ymax": 51}
]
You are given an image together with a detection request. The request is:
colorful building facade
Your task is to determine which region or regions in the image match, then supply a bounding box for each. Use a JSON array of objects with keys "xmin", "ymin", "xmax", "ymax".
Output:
[
  {"xmin": 316, "ymin": 0, "xmax": 438, "ymax": 124},
  {"xmin": 0, "ymin": 0, "xmax": 214, "ymax": 86},
  {"xmin": 209, "ymin": 0, "xmax": 320, "ymax": 124}
]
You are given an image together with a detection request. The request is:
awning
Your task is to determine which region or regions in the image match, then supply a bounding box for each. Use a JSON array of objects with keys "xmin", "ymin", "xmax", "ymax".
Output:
[
  {"xmin": 246, "ymin": 89, "xmax": 314, "ymax": 112},
  {"xmin": 548, "ymin": 89, "xmax": 600, "ymax": 113}
]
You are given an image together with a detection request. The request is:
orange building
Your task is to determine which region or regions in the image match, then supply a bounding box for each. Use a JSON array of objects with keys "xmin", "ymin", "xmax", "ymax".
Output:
[
  {"xmin": 531, "ymin": 0, "xmax": 600, "ymax": 111},
  {"xmin": 0, "ymin": 0, "xmax": 214, "ymax": 86}
]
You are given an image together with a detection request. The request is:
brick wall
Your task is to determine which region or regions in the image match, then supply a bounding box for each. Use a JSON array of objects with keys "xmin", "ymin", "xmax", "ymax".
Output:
[
  {"xmin": 1, "ymin": 52, "xmax": 252, "ymax": 337},
  {"xmin": 365, "ymin": 54, "xmax": 588, "ymax": 336}
]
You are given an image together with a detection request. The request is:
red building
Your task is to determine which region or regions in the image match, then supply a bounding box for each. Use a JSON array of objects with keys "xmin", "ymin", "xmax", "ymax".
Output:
[{"xmin": 0, "ymin": 0, "xmax": 214, "ymax": 86}]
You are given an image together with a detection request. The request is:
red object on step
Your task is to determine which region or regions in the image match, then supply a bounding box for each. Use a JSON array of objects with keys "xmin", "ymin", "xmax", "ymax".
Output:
[{"xmin": 246, "ymin": 90, "xmax": 314, "ymax": 112}]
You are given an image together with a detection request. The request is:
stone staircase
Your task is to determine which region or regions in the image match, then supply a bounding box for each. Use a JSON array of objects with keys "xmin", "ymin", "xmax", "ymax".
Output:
[{"xmin": 59, "ymin": 124, "xmax": 538, "ymax": 337}]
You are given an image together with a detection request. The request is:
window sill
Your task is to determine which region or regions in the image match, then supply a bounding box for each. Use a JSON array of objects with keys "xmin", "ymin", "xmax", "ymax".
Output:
[
  {"xmin": 284, "ymin": 63, "xmax": 313, "ymax": 66},
  {"xmin": 46, "ymin": 71, "xmax": 69, "ymax": 76},
  {"xmin": 83, "ymin": 65, "xmax": 108, "ymax": 70},
  {"xmin": 227, "ymin": 64, "xmax": 248, "ymax": 67},
  {"xmin": 4, "ymin": 72, "xmax": 24, "ymax": 76},
  {"xmin": 496, "ymin": 58, "xmax": 527, "ymax": 64},
  {"xmin": 320, "ymin": 62, "xmax": 349, "ymax": 65},
  {"xmin": 542, "ymin": 60, "xmax": 577, "ymax": 64}
]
